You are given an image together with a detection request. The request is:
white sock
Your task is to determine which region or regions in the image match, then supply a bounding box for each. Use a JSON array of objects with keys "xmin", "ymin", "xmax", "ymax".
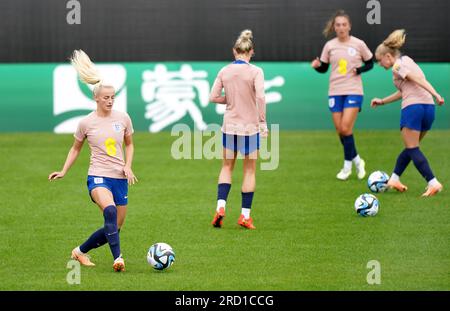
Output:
[
  {"xmin": 428, "ymin": 178, "xmax": 439, "ymax": 187},
  {"xmin": 344, "ymin": 160, "xmax": 352, "ymax": 171},
  {"xmin": 217, "ymin": 199, "xmax": 226, "ymax": 212},
  {"xmin": 390, "ymin": 173, "xmax": 400, "ymax": 182},
  {"xmin": 241, "ymin": 208, "xmax": 251, "ymax": 219},
  {"xmin": 75, "ymin": 246, "xmax": 83, "ymax": 255},
  {"xmin": 352, "ymin": 154, "xmax": 361, "ymax": 166}
]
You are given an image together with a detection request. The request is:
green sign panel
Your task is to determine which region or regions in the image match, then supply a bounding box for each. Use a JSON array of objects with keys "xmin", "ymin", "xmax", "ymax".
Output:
[{"xmin": 0, "ymin": 62, "xmax": 448, "ymax": 132}]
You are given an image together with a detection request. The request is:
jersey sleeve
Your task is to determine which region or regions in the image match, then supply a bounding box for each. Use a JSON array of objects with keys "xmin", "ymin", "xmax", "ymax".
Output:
[
  {"xmin": 255, "ymin": 68, "xmax": 266, "ymax": 124},
  {"xmin": 74, "ymin": 119, "xmax": 86, "ymax": 142},
  {"xmin": 124, "ymin": 113, "xmax": 134, "ymax": 137},
  {"xmin": 393, "ymin": 61, "xmax": 410, "ymax": 80},
  {"xmin": 320, "ymin": 42, "xmax": 330, "ymax": 63},
  {"xmin": 209, "ymin": 69, "xmax": 224, "ymax": 102},
  {"xmin": 359, "ymin": 40, "xmax": 373, "ymax": 61}
]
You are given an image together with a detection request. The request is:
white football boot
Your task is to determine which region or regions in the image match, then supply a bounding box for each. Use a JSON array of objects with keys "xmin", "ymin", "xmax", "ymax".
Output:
[
  {"xmin": 356, "ymin": 159, "xmax": 366, "ymax": 180},
  {"xmin": 336, "ymin": 168, "xmax": 352, "ymax": 180}
]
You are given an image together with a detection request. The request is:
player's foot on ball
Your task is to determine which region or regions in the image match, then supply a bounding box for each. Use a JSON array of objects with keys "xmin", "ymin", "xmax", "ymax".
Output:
[
  {"xmin": 387, "ymin": 179, "xmax": 408, "ymax": 192},
  {"xmin": 113, "ymin": 255, "xmax": 125, "ymax": 272},
  {"xmin": 422, "ymin": 182, "xmax": 443, "ymax": 197},
  {"xmin": 237, "ymin": 215, "xmax": 256, "ymax": 230},
  {"xmin": 212, "ymin": 207, "xmax": 225, "ymax": 228},
  {"xmin": 356, "ymin": 159, "xmax": 366, "ymax": 180},
  {"xmin": 336, "ymin": 169, "xmax": 351, "ymax": 181},
  {"xmin": 71, "ymin": 247, "xmax": 95, "ymax": 267}
]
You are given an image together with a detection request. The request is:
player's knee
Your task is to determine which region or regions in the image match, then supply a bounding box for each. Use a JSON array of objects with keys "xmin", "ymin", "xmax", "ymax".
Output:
[
  {"xmin": 117, "ymin": 219, "xmax": 124, "ymax": 229},
  {"xmin": 333, "ymin": 121, "xmax": 341, "ymax": 131},
  {"xmin": 103, "ymin": 205, "xmax": 117, "ymax": 220},
  {"xmin": 339, "ymin": 125, "xmax": 352, "ymax": 136},
  {"xmin": 223, "ymin": 160, "xmax": 235, "ymax": 170},
  {"xmin": 243, "ymin": 161, "xmax": 256, "ymax": 173}
]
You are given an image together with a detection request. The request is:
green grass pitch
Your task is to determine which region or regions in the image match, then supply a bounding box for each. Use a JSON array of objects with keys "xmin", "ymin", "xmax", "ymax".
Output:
[{"xmin": 0, "ymin": 131, "xmax": 448, "ymax": 290}]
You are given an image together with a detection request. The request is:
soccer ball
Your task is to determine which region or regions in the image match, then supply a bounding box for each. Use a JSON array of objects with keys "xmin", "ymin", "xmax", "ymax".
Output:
[
  {"xmin": 354, "ymin": 193, "xmax": 379, "ymax": 217},
  {"xmin": 367, "ymin": 171, "xmax": 390, "ymax": 193},
  {"xmin": 147, "ymin": 242, "xmax": 175, "ymax": 270}
]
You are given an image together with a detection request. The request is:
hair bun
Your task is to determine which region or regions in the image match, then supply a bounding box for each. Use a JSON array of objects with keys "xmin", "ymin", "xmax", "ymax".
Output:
[{"xmin": 239, "ymin": 29, "xmax": 253, "ymax": 41}]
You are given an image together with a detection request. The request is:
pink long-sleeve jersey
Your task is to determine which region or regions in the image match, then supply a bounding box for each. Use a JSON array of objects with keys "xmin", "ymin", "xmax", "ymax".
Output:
[{"xmin": 210, "ymin": 61, "xmax": 266, "ymax": 136}]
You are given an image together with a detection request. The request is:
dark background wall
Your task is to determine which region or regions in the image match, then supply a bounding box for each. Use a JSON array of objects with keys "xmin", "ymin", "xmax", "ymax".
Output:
[{"xmin": 0, "ymin": 0, "xmax": 449, "ymax": 62}]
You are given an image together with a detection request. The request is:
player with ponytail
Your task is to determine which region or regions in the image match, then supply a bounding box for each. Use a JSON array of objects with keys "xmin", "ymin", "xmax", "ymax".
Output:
[
  {"xmin": 311, "ymin": 10, "xmax": 374, "ymax": 181},
  {"xmin": 371, "ymin": 30, "xmax": 445, "ymax": 196},
  {"xmin": 210, "ymin": 29, "xmax": 267, "ymax": 230},
  {"xmin": 49, "ymin": 50, "xmax": 137, "ymax": 271}
]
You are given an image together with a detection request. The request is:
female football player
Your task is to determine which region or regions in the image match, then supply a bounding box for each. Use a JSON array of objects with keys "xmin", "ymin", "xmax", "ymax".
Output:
[
  {"xmin": 209, "ymin": 29, "xmax": 267, "ymax": 230},
  {"xmin": 48, "ymin": 50, "xmax": 137, "ymax": 271},
  {"xmin": 371, "ymin": 29, "xmax": 444, "ymax": 196},
  {"xmin": 311, "ymin": 10, "xmax": 374, "ymax": 180}
]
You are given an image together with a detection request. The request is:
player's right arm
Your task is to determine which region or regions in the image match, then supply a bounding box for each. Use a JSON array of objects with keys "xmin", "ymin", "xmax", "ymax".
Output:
[
  {"xmin": 255, "ymin": 68, "xmax": 268, "ymax": 137},
  {"xmin": 311, "ymin": 57, "xmax": 329, "ymax": 73},
  {"xmin": 312, "ymin": 42, "xmax": 330, "ymax": 73},
  {"xmin": 209, "ymin": 70, "xmax": 227, "ymax": 104},
  {"xmin": 370, "ymin": 91, "xmax": 402, "ymax": 108},
  {"xmin": 48, "ymin": 138, "xmax": 84, "ymax": 180}
]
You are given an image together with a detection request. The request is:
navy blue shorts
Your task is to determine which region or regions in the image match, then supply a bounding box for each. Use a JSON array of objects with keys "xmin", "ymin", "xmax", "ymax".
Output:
[
  {"xmin": 400, "ymin": 104, "xmax": 435, "ymax": 131},
  {"xmin": 328, "ymin": 95, "xmax": 363, "ymax": 113},
  {"xmin": 222, "ymin": 133, "xmax": 260, "ymax": 156},
  {"xmin": 87, "ymin": 175, "xmax": 128, "ymax": 206}
]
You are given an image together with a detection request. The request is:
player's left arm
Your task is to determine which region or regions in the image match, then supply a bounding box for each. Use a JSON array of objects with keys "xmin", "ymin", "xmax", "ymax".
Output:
[
  {"xmin": 355, "ymin": 41, "xmax": 374, "ymax": 75},
  {"xmin": 355, "ymin": 57, "xmax": 374, "ymax": 75},
  {"xmin": 124, "ymin": 134, "xmax": 138, "ymax": 185},
  {"xmin": 405, "ymin": 73, "xmax": 445, "ymax": 105}
]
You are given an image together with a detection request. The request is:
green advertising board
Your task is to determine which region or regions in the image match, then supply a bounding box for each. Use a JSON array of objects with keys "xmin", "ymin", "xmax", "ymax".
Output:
[{"xmin": 0, "ymin": 62, "xmax": 448, "ymax": 132}]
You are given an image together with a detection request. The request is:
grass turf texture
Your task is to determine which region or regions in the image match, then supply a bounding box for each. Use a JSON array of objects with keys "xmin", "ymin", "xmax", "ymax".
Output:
[{"xmin": 0, "ymin": 131, "xmax": 449, "ymax": 290}]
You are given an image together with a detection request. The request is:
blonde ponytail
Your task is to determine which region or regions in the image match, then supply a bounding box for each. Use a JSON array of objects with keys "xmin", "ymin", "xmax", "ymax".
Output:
[
  {"xmin": 323, "ymin": 10, "xmax": 351, "ymax": 38},
  {"xmin": 234, "ymin": 29, "xmax": 254, "ymax": 54},
  {"xmin": 383, "ymin": 29, "xmax": 406, "ymax": 50},
  {"xmin": 375, "ymin": 29, "xmax": 406, "ymax": 58},
  {"xmin": 70, "ymin": 49, "xmax": 108, "ymax": 96}
]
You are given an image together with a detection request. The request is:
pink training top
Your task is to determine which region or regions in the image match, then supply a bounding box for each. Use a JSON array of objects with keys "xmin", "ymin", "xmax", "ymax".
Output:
[
  {"xmin": 209, "ymin": 61, "xmax": 266, "ymax": 135},
  {"xmin": 320, "ymin": 36, "xmax": 373, "ymax": 96},
  {"xmin": 74, "ymin": 110, "xmax": 134, "ymax": 179},
  {"xmin": 392, "ymin": 55, "xmax": 434, "ymax": 109}
]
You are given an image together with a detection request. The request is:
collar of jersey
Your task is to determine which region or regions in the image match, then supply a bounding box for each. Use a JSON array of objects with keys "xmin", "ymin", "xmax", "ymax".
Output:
[{"xmin": 232, "ymin": 59, "xmax": 248, "ymax": 64}]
